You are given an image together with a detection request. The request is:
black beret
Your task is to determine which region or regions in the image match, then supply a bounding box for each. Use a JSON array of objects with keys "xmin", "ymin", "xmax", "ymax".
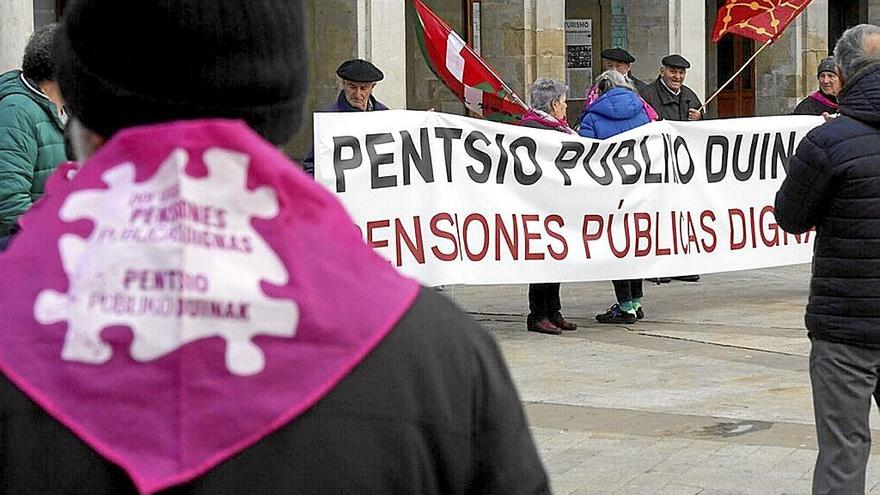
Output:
[
  {"xmin": 661, "ymin": 54, "xmax": 691, "ymax": 69},
  {"xmin": 817, "ymin": 57, "xmax": 837, "ymax": 77},
  {"xmin": 601, "ymin": 48, "xmax": 635, "ymax": 63},
  {"xmin": 336, "ymin": 59, "xmax": 384, "ymax": 83}
]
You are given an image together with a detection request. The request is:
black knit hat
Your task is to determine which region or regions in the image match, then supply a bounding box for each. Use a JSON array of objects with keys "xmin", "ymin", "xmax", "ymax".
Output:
[
  {"xmin": 817, "ymin": 57, "xmax": 837, "ymax": 77},
  {"xmin": 54, "ymin": 0, "xmax": 308, "ymax": 145}
]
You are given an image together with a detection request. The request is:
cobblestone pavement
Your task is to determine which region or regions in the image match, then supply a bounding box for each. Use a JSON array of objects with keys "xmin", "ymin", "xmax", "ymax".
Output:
[{"xmin": 441, "ymin": 265, "xmax": 880, "ymax": 494}]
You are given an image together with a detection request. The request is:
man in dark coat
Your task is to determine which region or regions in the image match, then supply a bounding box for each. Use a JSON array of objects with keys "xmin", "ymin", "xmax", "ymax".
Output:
[
  {"xmin": 599, "ymin": 47, "xmax": 650, "ymax": 95},
  {"xmin": 301, "ymin": 59, "xmax": 388, "ymax": 175},
  {"xmin": 792, "ymin": 57, "xmax": 841, "ymax": 115},
  {"xmin": 642, "ymin": 54, "xmax": 703, "ymax": 122},
  {"xmin": 0, "ymin": 1, "xmax": 550, "ymax": 494},
  {"xmin": 642, "ymin": 54, "xmax": 703, "ymax": 283},
  {"xmin": 774, "ymin": 24, "xmax": 880, "ymax": 495}
]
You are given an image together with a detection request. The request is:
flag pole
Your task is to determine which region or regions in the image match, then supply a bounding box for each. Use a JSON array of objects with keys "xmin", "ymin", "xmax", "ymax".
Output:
[{"xmin": 699, "ymin": 39, "xmax": 772, "ymax": 113}]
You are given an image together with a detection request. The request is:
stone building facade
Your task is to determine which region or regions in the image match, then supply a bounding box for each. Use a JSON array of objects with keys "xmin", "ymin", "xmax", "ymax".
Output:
[
  {"xmin": 2, "ymin": 0, "xmax": 878, "ymax": 161},
  {"xmin": 292, "ymin": 0, "xmax": 879, "ymax": 160}
]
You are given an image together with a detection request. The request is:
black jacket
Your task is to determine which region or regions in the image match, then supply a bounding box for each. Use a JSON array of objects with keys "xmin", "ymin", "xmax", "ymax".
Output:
[
  {"xmin": 0, "ymin": 287, "xmax": 550, "ymax": 494},
  {"xmin": 641, "ymin": 77, "xmax": 702, "ymax": 121},
  {"xmin": 792, "ymin": 92, "xmax": 838, "ymax": 116},
  {"xmin": 630, "ymin": 75, "xmax": 650, "ymax": 98},
  {"xmin": 301, "ymin": 91, "xmax": 389, "ymax": 176},
  {"xmin": 775, "ymin": 63, "xmax": 880, "ymax": 347}
]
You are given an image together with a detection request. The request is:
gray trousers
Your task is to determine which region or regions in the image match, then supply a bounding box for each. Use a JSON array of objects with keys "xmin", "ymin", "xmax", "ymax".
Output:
[{"xmin": 810, "ymin": 338, "xmax": 880, "ymax": 495}]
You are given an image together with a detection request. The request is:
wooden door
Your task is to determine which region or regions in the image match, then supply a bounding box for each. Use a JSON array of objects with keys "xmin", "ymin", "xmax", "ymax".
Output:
[{"xmin": 716, "ymin": 34, "xmax": 755, "ymax": 118}]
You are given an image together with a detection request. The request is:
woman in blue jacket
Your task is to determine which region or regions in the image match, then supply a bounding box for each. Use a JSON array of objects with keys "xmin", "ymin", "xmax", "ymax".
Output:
[{"xmin": 579, "ymin": 70, "xmax": 651, "ymax": 324}]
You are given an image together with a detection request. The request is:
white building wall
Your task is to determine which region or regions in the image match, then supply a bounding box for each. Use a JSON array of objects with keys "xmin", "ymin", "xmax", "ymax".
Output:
[
  {"xmin": 669, "ymin": 0, "xmax": 706, "ymax": 103},
  {"xmin": 0, "ymin": 0, "xmax": 33, "ymax": 73},
  {"xmin": 358, "ymin": 0, "xmax": 407, "ymax": 109}
]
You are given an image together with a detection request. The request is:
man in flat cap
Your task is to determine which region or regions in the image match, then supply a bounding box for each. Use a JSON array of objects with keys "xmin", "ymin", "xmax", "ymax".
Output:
[
  {"xmin": 642, "ymin": 54, "xmax": 703, "ymax": 283},
  {"xmin": 301, "ymin": 59, "xmax": 389, "ymax": 175},
  {"xmin": 577, "ymin": 47, "xmax": 658, "ymax": 127},
  {"xmin": 642, "ymin": 54, "xmax": 703, "ymax": 122},
  {"xmin": 600, "ymin": 47, "xmax": 650, "ymax": 95},
  {"xmin": 335, "ymin": 59, "xmax": 388, "ymax": 112}
]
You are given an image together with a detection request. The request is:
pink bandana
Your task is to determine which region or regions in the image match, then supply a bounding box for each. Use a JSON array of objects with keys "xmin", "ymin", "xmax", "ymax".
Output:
[
  {"xmin": 0, "ymin": 119, "xmax": 420, "ymax": 494},
  {"xmin": 808, "ymin": 90, "xmax": 839, "ymax": 111}
]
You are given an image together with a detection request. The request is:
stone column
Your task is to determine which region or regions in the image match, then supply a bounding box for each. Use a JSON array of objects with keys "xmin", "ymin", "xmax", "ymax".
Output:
[
  {"xmin": 481, "ymin": 0, "xmax": 529, "ymax": 98},
  {"xmin": 0, "ymin": 0, "xmax": 33, "ymax": 73},
  {"xmin": 532, "ymin": 0, "xmax": 566, "ymax": 84},
  {"xmin": 481, "ymin": 0, "xmax": 565, "ymax": 106},
  {"xmin": 283, "ymin": 0, "xmax": 358, "ymax": 159},
  {"xmin": 285, "ymin": 0, "xmax": 406, "ymax": 160},
  {"xmin": 669, "ymin": 0, "xmax": 706, "ymax": 102},
  {"xmin": 625, "ymin": 0, "xmax": 668, "ymax": 83},
  {"xmin": 870, "ymin": 0, "xmax": 880, "ymax": 27},
  {"xmin": 358, "ymin": 0, "xmax": 407, "ymax": 109}
]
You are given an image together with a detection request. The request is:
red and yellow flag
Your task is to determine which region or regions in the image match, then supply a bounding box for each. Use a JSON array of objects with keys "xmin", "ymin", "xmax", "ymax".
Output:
[
  {"xmin": 711, "ymin": 0, "xmax": 813, "ymax": 43},
  {"xmin": 411, "ymin": 0, "xmax": 527, "ymax": 122}
]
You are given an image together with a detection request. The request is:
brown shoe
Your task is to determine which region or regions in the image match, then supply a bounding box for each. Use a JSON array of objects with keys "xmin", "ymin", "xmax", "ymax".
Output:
[
  {"xmin": 549, "ymin": 313, "xmax": 577, "ymax": 331},
  {"xmin": 527, "ymin": 317, "xmax": 562, "ymax": 335}
]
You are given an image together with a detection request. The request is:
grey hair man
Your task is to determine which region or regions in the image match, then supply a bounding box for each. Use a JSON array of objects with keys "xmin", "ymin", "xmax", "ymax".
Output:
[
  {"xmin": 641, "ymin": 54, "xmax": 703, "ymax": 122},
  {"xmin": 775, "ymin": 23, "xmax": 880, "ymax": 495}
]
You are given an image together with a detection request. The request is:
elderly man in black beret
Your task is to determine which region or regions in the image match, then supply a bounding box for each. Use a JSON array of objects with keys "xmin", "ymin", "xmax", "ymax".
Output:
[
  {"xmin": 600, "ymin": 47, "xmax": 650, "ymax": 95},
  {"xmin": 642, "ymin": 54, "xmax": 703, "ymax": 284},
  {"xmin": 334, "ymin": 59, "xmax": 388, "ymax": 112},
  {"xmin": 642, "ymin": 54, "xmax": 703, "ymax": 122},
  {"xmin": 301, "ymin": 59, "xmax": 388, "ymax": 175}
]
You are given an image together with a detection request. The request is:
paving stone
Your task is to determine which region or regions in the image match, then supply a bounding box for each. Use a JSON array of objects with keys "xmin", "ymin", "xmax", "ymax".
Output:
[{"xmin": 462, "ymin": 267, "xmax": 880, "ymax": 493}]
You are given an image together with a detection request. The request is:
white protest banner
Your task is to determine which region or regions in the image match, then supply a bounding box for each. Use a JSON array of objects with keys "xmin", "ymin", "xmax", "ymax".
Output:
[{"xmin": 314, "ymin": 110, "xmax": 822, "ymax": 286}]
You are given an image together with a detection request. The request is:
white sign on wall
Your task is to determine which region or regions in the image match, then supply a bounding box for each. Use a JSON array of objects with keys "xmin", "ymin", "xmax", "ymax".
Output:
[{"xmin": 565, "ymin": 18, "xmax": 593, "ymax": 92}]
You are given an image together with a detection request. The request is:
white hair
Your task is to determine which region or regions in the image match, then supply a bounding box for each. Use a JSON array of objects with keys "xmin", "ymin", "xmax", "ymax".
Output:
[
  {"xmin": 594, "ymin": 70, "xmax": 636, "ymax": 94},
  {"xmin": 834, "ymin": 24, "xmax": 880, "ymax": 80},
  {"xmin": 529, "ymin": 78, "xmax": 568, "ymax": 112}
]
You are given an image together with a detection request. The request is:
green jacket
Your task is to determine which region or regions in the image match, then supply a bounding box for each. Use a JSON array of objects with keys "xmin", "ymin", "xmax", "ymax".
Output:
[{"xmin": 0, "ymin": 70, "xmax": 66, "ymax": 235}]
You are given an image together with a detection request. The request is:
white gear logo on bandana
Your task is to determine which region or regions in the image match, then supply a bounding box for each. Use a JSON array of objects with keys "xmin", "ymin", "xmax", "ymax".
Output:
[{"xmin": 34, "ymin": 148, "xmax": 298, "ymax": 376}]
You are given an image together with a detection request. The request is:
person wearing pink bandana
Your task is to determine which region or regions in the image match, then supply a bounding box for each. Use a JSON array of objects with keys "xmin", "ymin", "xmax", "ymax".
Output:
[
  {"xmin": 792, "ymin": 57, "xmax": 842, "ymax": 116},
  {"xmin": 518, "ymin": 79, "xmax": 579, "ymax": 336},
  {"xmin": 0, "ymin": 1, "xmax": 549, "ymax": 494}
]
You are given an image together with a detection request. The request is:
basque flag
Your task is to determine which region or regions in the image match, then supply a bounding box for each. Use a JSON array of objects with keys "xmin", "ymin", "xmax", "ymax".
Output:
[{"xmin": 411, "ymin": 0, "xmax": 528, "ymax": 122}]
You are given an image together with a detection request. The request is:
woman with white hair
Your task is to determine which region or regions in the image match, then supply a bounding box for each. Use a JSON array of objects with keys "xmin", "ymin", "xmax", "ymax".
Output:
[
  {"xmin": 579, "ymin": 70, "xmax": 650, "ymax": 139},
  {"xmin": 518, "ymin": 78, "xmax": 578, "ymax": 335},
  {"xmin": 579, "ymin": 70, "xmax": 651, "ymax": 324}
]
